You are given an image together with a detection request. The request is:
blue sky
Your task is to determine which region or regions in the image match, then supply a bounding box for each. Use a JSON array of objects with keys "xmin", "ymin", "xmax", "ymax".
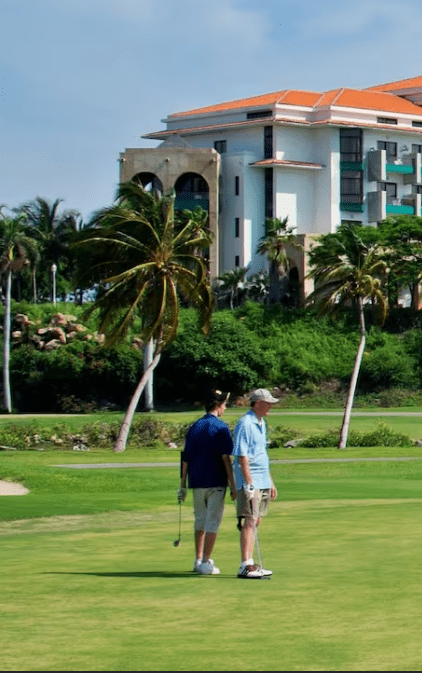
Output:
[{"xmin": 1, "ymin": 0, "xmax": 421, "ymax": 222}]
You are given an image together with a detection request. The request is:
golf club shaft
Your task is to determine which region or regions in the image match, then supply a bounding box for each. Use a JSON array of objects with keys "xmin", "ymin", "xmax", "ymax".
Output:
[{"xmin": 252, "ymin": 518, "xmax": 262, "ymax": 568}]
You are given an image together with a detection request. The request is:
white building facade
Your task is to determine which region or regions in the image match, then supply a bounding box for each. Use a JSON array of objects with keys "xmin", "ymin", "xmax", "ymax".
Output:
[{"xmin": 120, "ymin": 75, "xmax": 422, "ymax": 302}]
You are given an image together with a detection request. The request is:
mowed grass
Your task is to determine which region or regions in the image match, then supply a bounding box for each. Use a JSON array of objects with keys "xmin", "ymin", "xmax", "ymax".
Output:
[
  {"xmin": 3, "ymin": 496, "xmax": 422, "ymax": 670},
  {"xmin": 3, "ymin": 411, "xmax": 422, "ymax": 669}
]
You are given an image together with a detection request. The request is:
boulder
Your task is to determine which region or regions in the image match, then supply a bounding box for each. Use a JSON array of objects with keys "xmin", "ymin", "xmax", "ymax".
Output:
[{"xmin": 44, "ymin": 339, "xmax": 62, "ymax": 351}]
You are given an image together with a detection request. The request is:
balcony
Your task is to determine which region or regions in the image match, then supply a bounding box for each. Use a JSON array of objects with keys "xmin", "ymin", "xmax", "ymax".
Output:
[
  {"xmin": 367, "ymin": 191, "xmax": 418, "ymax": 221},
  {"xmin": 368, "ymin": 150, "xmax": 421, "ymax": 184}
]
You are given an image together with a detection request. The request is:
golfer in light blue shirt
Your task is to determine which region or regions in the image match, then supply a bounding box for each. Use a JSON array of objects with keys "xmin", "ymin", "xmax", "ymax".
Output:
[{"xmin": 233, "ymin": 389, "xmax": 278, "ymax": 579}]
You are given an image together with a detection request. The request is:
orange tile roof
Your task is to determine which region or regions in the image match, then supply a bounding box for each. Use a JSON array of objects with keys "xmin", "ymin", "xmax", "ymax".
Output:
[
  {"xmin": 367, "ymin": 75, "xmax": 422, "ymax": 92},
  {"xmin": 169, "ymin": 89, "xmax": 321, "ymax": 117},
  {"xmin": 168, "ymin": 86, "xmax": 422, "ymax": 120},
  {"xmin": 324, "ymin": 88, "xmax": 422, "ymax": 115}
]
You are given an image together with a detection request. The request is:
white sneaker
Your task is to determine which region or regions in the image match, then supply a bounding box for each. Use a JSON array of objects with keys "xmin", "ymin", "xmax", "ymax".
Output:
[
  {"xmin": 193, "ymin": 559, "xmax": 202, "ymax": 573},
  {"xmin": 197, "ymin": 559, "xmax": 220, "ymax": 575},
  {"xmin": 237, "ymin": 563, "xmax": 265, "ymax": 579},
  {"xmin": 257, "ymin": 566, "xmax": 273, "ymax": 577}
]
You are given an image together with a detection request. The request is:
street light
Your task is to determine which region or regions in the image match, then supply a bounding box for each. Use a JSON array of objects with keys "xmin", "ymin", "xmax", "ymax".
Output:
[{"xmin": 51, "ymin": 263, "xmax": 57, "ymax": 305}]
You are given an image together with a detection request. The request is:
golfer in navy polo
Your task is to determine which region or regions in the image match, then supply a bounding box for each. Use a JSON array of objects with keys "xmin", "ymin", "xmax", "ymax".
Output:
[{"xmin": 178, "ymin": 390, "xmax": 236, "ymax": 575}]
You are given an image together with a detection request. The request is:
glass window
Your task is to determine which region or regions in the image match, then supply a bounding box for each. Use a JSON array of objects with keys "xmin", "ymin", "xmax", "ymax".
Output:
[
  {"xmin": 412, "ymin": 144, "xmax": 422, "ymax": 154},
  {"xmin": 247, "ymin": 110, "xmax": 272, "ymax": 120},
  {"xmin": 380, "ymin": 182, "xmax": 397, "ymax": 203},
  {"xmin": 264, "ymin": 126, "xmax": 273, "ymax": 159},
  {"xmin": 377, "ymin": 141, "xmax": 397, "ymax": 161},
  {"xmin": 341, "ymin": 171, "xmax": 363, "ymax": 204},
  {"xmin": 235, "ymin": 176, "xmax": 239, "ymax": 196},
  {"xmin": 235, "ymin": 218, "xmax": 240, "ymax": 238},
  {"xmin": 377, "ymin": 117, "xmax": 398, "ymax": 125},
  {"xmin": 340, "ymin": 129, "xmax": 362, "ymax": 163},
  {"xmin": 214, "ymin": 140, "xmax": 227, "ymax": 154},
  {"xmin": 264, "ymin": 168, "xmax": 273, "ymax": 218}
]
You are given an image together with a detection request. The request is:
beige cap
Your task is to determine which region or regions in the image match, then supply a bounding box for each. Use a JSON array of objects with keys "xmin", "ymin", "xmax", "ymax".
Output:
[{"xmin": 250, "ymin": 388, "xmax": 279, "ymax": 404}]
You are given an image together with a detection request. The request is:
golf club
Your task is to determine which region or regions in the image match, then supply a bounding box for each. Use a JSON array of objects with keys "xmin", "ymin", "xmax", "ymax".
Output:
[
  {"xmin": 173, "ymin": 501, "xmax": 182, "ymax": 547},
  {"xmin": 252, "ymin": 518, "xmax": 271, "ymax": 579}
]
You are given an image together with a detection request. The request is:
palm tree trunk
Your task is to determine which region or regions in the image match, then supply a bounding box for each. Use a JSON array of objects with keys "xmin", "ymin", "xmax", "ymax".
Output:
[
  {"xmin": 32, "ymin": 267, "xmax": 37, "ymax": 303},
  {"xmin": 2, "ymin": 270, "xmax": 12, "ymax": 413},
  {"xmin": 114, "ymin": 345, "xmax": 162, "ymax": 452},
  {"xmin": 338, "ymin": 297, "xmax": 365, "ymax": 449},
  {"xmin": 143, "ymin": 338, "xmax": 154, "ymax": 411}
]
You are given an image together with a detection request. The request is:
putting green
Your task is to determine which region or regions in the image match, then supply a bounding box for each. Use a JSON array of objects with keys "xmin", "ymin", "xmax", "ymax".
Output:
[{"xmin": 3, "ymin": 497, "xmax": 422, "ymax": 671}]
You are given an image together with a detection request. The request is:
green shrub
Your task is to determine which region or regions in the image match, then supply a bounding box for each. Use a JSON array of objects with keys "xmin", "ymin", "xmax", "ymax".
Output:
[
  {"xmin": 302, "ymin": 422, "xmax": 412, "ymax": 448},
  {"xmin": 159, "ymin": 309, "xmax": 274, "ymax": 397}
]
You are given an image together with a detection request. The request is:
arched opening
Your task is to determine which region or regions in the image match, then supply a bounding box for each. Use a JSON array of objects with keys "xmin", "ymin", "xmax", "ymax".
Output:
[
  {"xmin": 133, "ymin": 172, "xmax": 163, "ymax": 195},
  {"xmin": 174, "ymin": 172, "xmax": 209, "ymax": 212},
  {"xmin": 288, "ymin": 266, "xmax": 300, "ymax": 307}
]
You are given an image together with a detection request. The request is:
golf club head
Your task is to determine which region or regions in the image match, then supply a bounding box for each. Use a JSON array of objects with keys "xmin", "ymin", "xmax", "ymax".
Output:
[{"xmin": 173, "ymin": 539, "xmax": 180, "ymax": 547}]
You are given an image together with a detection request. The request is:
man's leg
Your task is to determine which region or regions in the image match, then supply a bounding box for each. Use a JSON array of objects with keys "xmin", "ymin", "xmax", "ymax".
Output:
[
  {"xmin": 195, "ymin": 529, "xmax": 205, "ymax": 562},
  {"xmin": 196, "ymin": 488, "xmax": 225, "ymax": 574},
  {"xmin": 202, "ymin": 531, "xmax": 218, "ymax": 563},
  {"xmin": 240, "ymin": 517, "xmax": 255, "ymax": 563}
]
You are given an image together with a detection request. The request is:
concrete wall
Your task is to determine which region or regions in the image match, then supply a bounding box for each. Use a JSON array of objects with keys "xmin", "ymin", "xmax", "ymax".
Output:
[{"xmin": 120, "ymin": 147, "xmax": 220, "ymax": 278}]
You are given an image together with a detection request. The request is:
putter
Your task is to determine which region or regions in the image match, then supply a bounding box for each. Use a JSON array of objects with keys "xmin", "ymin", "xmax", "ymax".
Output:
[
  {"xmin": 252, "ymin": 518, "xmax": 271, "ymax": 580},
  {"xmin": 173, "ymin": 501, "xmax": 182, "ymax": 547}
]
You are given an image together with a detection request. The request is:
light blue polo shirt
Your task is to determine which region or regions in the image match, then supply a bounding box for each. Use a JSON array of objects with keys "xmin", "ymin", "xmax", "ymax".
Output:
[{"xmin": 232, "ymin": 409, "xmax": 271, "ymax": 490}]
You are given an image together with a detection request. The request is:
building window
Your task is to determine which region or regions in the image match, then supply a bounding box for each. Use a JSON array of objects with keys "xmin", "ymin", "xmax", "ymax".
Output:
[
  {"xmin": 341, "ymin": 171, "xmax": 363, "ymax": 204},
  {"xmin": 235, "ymin": 176, "xmax": 240, "ymax": 195},
  {"xmin": 235, "ymin": 255, "xmax": 240, "ymax": 267},
  {"xmin": 412, "ymin": 121, "xmax": 422, "ymax": 128},
  {"xmin": 264, "ymin": 126, "xmax": 273, "ymax": 159},
  {"xmin": 340, "ymin": 128, "xmax": 362, "ymax": 163},
  {"xmin": 214, "ymin": 140, "xmax": 227, "ymax": 154},
  {"xmin": 235, "ymin": 218, "xmax": 240, "ymax": 238},
  {"xmin": 413, "ymin": 185, "xmax": 422, "ymax": 195},
  {"xmin": 247, "ymin": 110, "xmax": 272, "ymax": 120},
  {"xmin": 264, "ymin": 168, "xmax": 273, "ymax": 219},
  {"xmin": 412, "ymin": 144, "xmax": 422, "ymax": 154},
  {"xmin": 377, "ymin": 141, "xmax": 397, "ymax": 162},
  {"xmin": 380, "ymin": 182, "xmax": 397, "ymax": 204},
  {"xmin": 377, "ymin": 117, "xmax": 398, "ymax": 125}
]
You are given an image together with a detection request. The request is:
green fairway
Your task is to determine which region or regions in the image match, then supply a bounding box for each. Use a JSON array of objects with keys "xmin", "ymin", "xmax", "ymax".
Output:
[{"xmin": 3, "ymin": 410, "xmax": 422, "ymax": 670}]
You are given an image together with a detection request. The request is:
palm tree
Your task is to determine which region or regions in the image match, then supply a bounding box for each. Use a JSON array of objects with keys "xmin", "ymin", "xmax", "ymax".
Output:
[
  {"xmin": 74, "ymin": 181, "xmax": 214, "ymax": 452},
  {"xmin": 257, "ymin": 216, "xmax": 299, "ymax": 303},
  {"xmin": 306, "ymin": 224, "xmax": 388, "ymax": 448},
  {"xmin": 0, "ymin": 211, "xmax": 38, "ymax": 412},
  {"xmin": 216, "ymin": 267, "xmax": 249, "ymax": 309},
  {"xmin": 18, "ymin": 197, "xmax": 80, "ymax": 301},
  {"xmin": 246, "ymin": 270, "xmax": 270, "ymax": 303}
]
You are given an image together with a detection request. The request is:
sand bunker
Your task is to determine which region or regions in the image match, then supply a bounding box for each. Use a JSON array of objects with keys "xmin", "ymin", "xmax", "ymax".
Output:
[{"xmin": 0, "ymin": 480, "xmax": 29, "ymax": 495}]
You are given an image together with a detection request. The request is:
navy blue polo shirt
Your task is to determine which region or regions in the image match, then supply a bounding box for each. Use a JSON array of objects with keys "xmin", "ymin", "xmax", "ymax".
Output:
[{"xmin": 182, "ymin": 413, "xmax": 234, "ymax": 488}]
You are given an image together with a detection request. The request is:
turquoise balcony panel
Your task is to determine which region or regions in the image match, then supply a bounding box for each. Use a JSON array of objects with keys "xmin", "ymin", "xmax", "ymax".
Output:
[
  {"xmin": 340, "ymin": 202, "xmax": 365, "ymax": 212},
  {"xmin": 386, "ymin": 164, "xmax": 414, "ymax": 174},
  {"xmin": 340, "ymin": 161, "xmax": 365, "ymax": 171},
  {"xmin": 386, "ymin": 204, "xmax": 414, "ymax": 214}
]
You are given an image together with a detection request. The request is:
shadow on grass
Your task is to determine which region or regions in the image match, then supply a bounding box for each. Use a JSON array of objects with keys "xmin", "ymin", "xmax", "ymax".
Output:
[{"xmin": 43, "ymin": 571, "xmax": 236, "ymax": 579}]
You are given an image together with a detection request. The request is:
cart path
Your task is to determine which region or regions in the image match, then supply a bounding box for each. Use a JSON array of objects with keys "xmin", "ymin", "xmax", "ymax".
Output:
[{"xmin": 54, "ymin": 456, "xmax": 422, "ymax": 469}]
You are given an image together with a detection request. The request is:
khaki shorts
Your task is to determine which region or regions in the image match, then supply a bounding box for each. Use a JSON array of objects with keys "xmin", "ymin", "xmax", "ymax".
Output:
[
  {"xmin": 193, "ymin": 487, "xmax": 226, "ymax": 533},
  {"xmin": 236, "ymin": 488, "xmax": 270, "ymax": 520}
]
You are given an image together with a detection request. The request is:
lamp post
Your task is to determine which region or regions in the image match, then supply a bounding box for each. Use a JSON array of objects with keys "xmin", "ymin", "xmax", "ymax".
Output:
[{"xmin": 51, "ymin": 263, "xmax": 57, "ymax": 305}]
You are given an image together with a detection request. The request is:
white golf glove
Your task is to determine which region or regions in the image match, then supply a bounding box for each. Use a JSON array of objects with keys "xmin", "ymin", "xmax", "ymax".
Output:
[
  {"xmin": 177, "ymin": 486, "xmax": 187, "ymax": 503},
  {"xmin": 243, "ymin": 483, "xmax": 255, "ymax": 501}
]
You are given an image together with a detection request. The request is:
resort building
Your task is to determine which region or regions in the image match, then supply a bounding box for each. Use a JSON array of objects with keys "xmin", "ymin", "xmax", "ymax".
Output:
[{"xmin": 120, "ymin": 75, "xmax": 422, "ymax": 303}]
